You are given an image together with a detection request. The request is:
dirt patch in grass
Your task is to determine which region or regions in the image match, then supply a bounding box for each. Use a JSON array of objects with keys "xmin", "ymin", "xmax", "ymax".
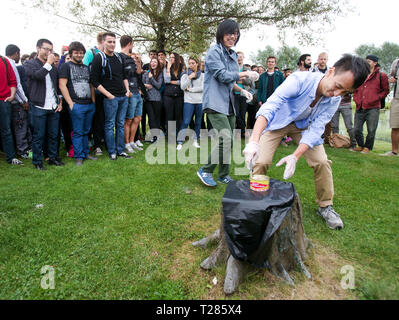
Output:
[{"xmin": 170, "ymin": 235, "xmax": 358, "ymax": 300}]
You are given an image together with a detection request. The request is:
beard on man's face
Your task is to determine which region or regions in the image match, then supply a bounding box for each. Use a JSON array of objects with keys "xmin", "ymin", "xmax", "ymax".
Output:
[{"xmin": 304, "ymin": 62, "xmax": 312, "ymax": 69}]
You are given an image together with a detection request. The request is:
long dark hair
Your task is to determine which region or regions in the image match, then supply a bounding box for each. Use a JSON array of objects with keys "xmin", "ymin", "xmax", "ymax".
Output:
[
  {"xmin": 170, "ymin": 52, "xmax": 182, "ymax": 78},
  {"xmin": 150, "ymin": 58, "xmax": 162, "ymax": 80}
]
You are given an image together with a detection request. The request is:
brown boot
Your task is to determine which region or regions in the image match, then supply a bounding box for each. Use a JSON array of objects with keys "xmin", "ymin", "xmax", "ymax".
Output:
[{"xmin": 353, "ymin": 146, "xmax": 363, "ymax": 152}]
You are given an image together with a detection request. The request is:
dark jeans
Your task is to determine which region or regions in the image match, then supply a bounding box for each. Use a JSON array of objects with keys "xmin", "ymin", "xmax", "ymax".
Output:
[
  {"xmin": 234, "ymin": 94, "xmax": 247, "ymax": 135},
  {"xmin": 92, "ymin": 92, "xmax": 105, "ymax": 150},
  {"xmin": 11, "ymin": 103, "xmax": 31, "ymax": 155},
  {"xmin": 354, "ymin": 108, "xmax": 380, "ymax": 150},
  {"xmin": 163, "ymin": 95, "xmax": 184, "ymax": 136},
  {"xmin": 177, "ymin": 102, "xmax": 203, "ymax": 143},
  {"xmin": 0, "ymin": 100, "xmax": 16, "ymax": 163},
  {"xmin": 70, "ymin": 103, "xmax": 95, "ymax": 160},
  {"xmin": 331, "ymin": 105, "xmax": 356, "ymax": 147},
  {"xmin": 31, "ymin": 106, "xmax": 60, "ymax": 165},
  {"xmin": 103, "ymin": 96, "xmax": 128, "ymax": 155}
]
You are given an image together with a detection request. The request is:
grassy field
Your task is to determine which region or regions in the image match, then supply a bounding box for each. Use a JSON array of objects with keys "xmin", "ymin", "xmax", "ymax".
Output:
[{"xmin": 0, "ymin": 137, "xmax": 398, "ymax": 300}]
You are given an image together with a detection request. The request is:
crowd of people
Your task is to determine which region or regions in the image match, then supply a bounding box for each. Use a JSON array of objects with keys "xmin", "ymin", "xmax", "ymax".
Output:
[{"xmin": 0, "ymin": 21, "xmax": 398, "ymax": 175}]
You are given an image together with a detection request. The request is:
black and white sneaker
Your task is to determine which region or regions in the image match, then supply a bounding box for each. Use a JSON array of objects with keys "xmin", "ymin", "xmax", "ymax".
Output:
[
  {"xmin": 10, "ymin": 158, "xmax": 24, "ymax": 165},
  {"xmin": 117, "ymin": 152, "xmax": 132, "ymax": 159}
]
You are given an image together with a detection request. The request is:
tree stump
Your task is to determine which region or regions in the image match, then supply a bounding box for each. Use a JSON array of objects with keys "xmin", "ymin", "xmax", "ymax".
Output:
[{"xmin": 193, "ymin": 195, "xmax": 312, "ymax": 295}]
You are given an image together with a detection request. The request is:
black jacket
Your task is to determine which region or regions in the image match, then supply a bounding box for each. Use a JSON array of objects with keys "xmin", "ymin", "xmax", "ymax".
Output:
[{"xmin": 24, "ymin": 58, "xmax": 60, "ymax": 108}]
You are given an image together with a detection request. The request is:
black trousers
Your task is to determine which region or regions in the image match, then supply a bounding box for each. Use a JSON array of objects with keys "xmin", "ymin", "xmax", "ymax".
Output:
[
  {"xmin": 234, "ymin": 94, "xmax": 247, "ymax": 135},
  {"xmin": 146, "ymin": 101, "xmax": 162, "ymax": 131},
  {"xmin": 59, "ymin": 99, "xmax": 73, "ymax": 152},
  {"xmin": 163, "ymin": 95, "xmax": 184, "ymax": 136},
  {"xmin": 91, "ymin": 92, "xmax": 105, "ymax": 150},
  {"xmin": 246, "ymin": 103, "xmax": 258, "ymax": 130}
]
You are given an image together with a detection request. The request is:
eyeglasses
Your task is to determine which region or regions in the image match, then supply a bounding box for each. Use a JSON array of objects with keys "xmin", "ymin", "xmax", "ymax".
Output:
[
  {"xmin": 41, "ymin": 47, "xmax": 53, "ymax": 53},
  {"xmin": 226, "ymin": 32, "xmax": 238, "ymax": 38}
]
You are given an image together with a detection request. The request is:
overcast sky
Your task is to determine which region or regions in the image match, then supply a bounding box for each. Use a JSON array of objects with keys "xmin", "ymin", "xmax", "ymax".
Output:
[{"xmin": 1, "ymin": 0, "xmax": 398, "ymax": 66}]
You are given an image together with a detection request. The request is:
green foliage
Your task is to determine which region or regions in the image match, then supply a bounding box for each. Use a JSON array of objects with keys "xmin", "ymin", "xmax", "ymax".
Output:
[
  {"xmin": 252, "ymin": 45, "xmax": 301, "ymax": 69},
  {"xmin": 355, "ymin": 42, "xmax": 399, "ymax": 73},
  {"xmin": 29, "ymin": 0, "xmax": 347, "ymax": 55}
]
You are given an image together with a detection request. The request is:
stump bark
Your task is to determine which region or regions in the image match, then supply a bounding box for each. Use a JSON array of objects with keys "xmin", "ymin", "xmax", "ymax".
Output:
[{"xmin": 193, "ymin": 195, "xmax": 312, "ymax": 295}]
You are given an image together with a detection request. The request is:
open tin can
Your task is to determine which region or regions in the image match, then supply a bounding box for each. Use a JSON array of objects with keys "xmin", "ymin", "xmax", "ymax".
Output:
[{"xmin": 250, "ymin": 174, "xmax": 270, "ymax": 192}]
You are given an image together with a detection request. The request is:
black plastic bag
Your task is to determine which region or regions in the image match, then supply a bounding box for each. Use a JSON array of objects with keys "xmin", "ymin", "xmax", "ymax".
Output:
[{"xmin": 222, "ymin": 179, "xmax": 296, "ymax": 268}]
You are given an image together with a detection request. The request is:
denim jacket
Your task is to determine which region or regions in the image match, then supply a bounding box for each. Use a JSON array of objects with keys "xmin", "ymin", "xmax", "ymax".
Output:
[
  {"xmin": 202, "ymin": 43, "xmax": 240, "ymax": 115},
  {"xmin": 256, "ymin": 71, "xmax": 341, "ymax": 149}
]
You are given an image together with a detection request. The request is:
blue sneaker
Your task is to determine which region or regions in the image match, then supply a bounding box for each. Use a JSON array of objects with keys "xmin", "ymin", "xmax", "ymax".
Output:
[
  {"xmin": 197, "ymin": 168, "xmax": 217, "ymax": 187},
  {"xmin": 217, "ymin": 176, "xmax": 234, "ymax": 184}
]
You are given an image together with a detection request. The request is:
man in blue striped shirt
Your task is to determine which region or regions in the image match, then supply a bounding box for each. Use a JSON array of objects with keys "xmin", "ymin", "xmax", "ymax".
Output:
[{"xmin": 244, "ymin": 54, "xmax": 369, "ymax": 230}]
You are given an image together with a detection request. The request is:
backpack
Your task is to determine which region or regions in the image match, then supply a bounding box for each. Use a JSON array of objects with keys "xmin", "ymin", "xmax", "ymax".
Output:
[
  {"xmin": 328, "ymin": 133, "xmax": 351, "ymax": 149},
  {"xmin": 97, "ymin": 51, "xmax": 122, "ymax": 80}
]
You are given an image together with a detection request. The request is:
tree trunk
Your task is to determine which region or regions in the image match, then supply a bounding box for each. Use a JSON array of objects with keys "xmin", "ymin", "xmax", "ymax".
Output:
[{"xmin": 193, "ymin": 195, "xmax": 312, "ymax": 295}]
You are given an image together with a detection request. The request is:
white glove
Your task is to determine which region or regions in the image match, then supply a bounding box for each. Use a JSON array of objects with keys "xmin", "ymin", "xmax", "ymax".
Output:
[
  {"xmin": 246, "ymin": 71, "xmax": 259, "ymax": 82},
  {"xmin": 243, "ymin": 141, "xmax": 260, "ymax": 170},
  {"xmin": 276, "ymin": 154, "xmax": 298, "ymax": 180},
  {"xmin": 240, "ymin": 89, "xmax": 253, "ymax": 103}
]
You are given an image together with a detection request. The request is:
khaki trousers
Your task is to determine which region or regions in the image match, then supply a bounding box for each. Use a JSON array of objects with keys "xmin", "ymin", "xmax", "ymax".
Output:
[{"xmin": 253, "ymin": 123, "xmax": 334, "ymax": 207}]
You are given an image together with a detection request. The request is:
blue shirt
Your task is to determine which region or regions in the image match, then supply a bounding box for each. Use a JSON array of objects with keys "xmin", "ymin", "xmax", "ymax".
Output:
[
  {"xmin": 256, "ymin": 71, "xmax": 341, "ymax": 149},
  {"xmin": 202, "ymin": 43, "xmax": 240, "ymax": 115}
]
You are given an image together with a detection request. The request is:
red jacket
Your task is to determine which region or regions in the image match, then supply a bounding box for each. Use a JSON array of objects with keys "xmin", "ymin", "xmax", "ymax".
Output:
[
  {"xmin": 353, "ymin": 67, "xmax": 389, "ymax": 110},
  {"xmin": 0, "ymin": 56, "xmax": 17, "ymax": 101}
]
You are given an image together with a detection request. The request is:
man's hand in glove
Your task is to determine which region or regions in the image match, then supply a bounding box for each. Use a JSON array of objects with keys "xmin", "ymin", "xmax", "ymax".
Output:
[
  {"xmin": 276, "ymin": 154, "xmax": 298, "ymax": 180},
  {"xmin": 240, "ymin": 89, "xmax": 253, "ymax": 103},
  {"xmin": 246, "ymin": 71, "xmax": 259, "ymax": 82},
  {"xmin": 243, "ymin": 141, "xmax": 260, "ymax": 170}
]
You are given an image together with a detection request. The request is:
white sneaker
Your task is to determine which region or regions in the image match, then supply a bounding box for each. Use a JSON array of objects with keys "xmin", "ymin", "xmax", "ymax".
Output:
[
  {"xmin": 95, "ymin": 147, "xmax": 103, "ymax": 156},
  {"xmin": 176, "ymin": 143, "xmax": 183, "ymax": 151},
  {"xmin": 317, "ymin": 206, "xmax": 344, "ymax": 230},
  {"xmin": 135, "ymin": 140, "xmax": 144, "ymax": 147},
  {"xmin": 380, "ymin": 151, "xmax": 398, "ymax": 157},
  {"xmin": 130, "ymin": 142, "xmax": 143, "ymax": 151},
  {"xmin": 11, "ymin": 158, "xmax": 24, "ymax": 165},
  {"xmin": 193, "ymin": 140, "xmax": 200, "ymax": 148},
  {"xmin": 125, "ymin": 144, "xmax": 135, "ymax": 153}
]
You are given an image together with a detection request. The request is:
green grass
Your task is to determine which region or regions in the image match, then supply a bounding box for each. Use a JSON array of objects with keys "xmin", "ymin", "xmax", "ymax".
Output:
[{"xmin": 0, "ymin": 138, "xmax": 398, "ymax": 300}]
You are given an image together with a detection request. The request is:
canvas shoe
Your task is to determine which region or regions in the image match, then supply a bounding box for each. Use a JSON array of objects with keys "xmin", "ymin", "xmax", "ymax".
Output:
[
  {"xmin": 117, "ymin": 152, "xmax": 132, "ymax": 159},
  {"xmin": 95, "ymin": 147, "xmax": 103, "ymax": 156},
  {"xmin": 361, "ymin": 147, "xmax": 370, "ymax": 154},
  {"xmin": 10, "ymin": 158, "xmax": 24, "ymax": 165},
  {"xmin": 197, "ymin": 168, "xmax": 217, "ymax": 187},
  {"xmin": 130, "ymin": 142, "xmax": 143, "ymax": 151},
  {"xmin": 217, "ymin": 176, "xmax": 234, "ymax": 184},
  {"xmin": 317, "ymin": 206, "xmax": 344, "ymax": 230},
  {"xmin": 380, "ymin": 151, "xmax": 398, "ymax": 157},
  {"xmin": 176, "ymin": 143, "xmax": 183, "ymax": 151},
  {"xmin": 193, "ymin": 140, "xmax": 200, "ymax": 148},
  {"xmin": 135, "ymin": 140, "xmax": 144, "ymax": 147},
  {"xmin": 125, "ymin": 143, "xmax": 135, "ymax": 153},
  {"xmin": 109, "ymin": 153, "xmax": 117, "ymax": 161}
]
